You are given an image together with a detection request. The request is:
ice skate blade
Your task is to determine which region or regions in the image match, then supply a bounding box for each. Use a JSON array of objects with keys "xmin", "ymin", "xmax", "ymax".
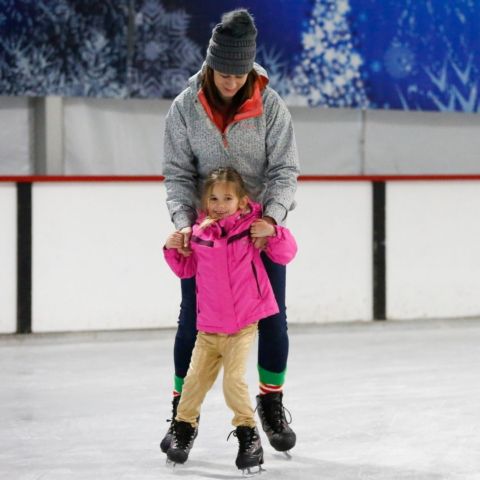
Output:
[
  {"xmin": 166, "ymin": 458, "xmax": 184, "ymax": 468},
  {"xmin": 241, "ymin": 464, "xmax": 266, "ymax": 476},
  {"xmin": 282, "ymin": 450, "xmax": 292, "ymax": 459}
]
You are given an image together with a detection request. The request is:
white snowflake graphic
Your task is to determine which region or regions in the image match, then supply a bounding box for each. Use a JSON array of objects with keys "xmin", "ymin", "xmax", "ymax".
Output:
[{"xmin": 292, "ymin": 0, "xmax": 368, "ymax": 107}]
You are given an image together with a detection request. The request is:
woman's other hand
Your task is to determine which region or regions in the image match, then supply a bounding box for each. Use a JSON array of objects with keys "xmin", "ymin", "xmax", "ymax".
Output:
[
  {"xmin": 166, "ymin": 228, "xmax": 192, "ymax": 257},
  {"xmin": 165, "ymin": 232, "xmax": 184, "ymax": 249},
  {"xmin": 250, "ymin": 217, "xmax": 275, "ymax": 249},
  {"xmin": 250, "ymin": 218, "xmax": 275, "ymax": 238},
  {"xmin": 178, "ymin": 227, "xmax": 192, "ymax": 256}
]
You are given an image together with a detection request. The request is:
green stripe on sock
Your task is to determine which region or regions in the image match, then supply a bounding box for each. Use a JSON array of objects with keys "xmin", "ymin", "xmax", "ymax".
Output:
[
  {"xmin": 174, "ymin": 375, "xmax": 184, "ymax": 393},
  {"xmin": 257, "ymin": 365, "xmax": 286, "ymax": 386}
]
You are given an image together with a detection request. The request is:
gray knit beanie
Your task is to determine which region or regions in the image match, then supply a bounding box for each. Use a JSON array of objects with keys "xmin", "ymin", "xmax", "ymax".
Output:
[{"xmin": 205, "ymin": 9, "xmax": 257, "ymax": 75}]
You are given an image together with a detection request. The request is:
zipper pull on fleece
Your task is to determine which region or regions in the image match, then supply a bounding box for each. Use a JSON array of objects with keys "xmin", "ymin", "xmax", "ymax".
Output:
[{"xmin": 221, "ymin": 132, "xmax": 229, "ymax": 148}]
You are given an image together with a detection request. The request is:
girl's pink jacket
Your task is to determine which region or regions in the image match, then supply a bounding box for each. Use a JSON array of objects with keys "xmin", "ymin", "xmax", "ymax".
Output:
[{"xmin": 164, "ymin": 201, "xmax": 297, "ymax": 334}]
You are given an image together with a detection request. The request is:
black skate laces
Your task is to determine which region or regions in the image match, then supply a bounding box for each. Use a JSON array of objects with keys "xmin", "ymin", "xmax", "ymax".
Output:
[
  {"xmin": 172, "ymin": 421, "xmax": 195, "ymax": 449},
  {"xmin": 227, "ymin": 427, "xmax": 258, "ymax": 452},
  {"xmin": 164, "ymin": 397, "xmax": 180, "ymax": 430},
  {"xmin": 257, "ymin": 397, "xmax": 293, "ymax": 433}
]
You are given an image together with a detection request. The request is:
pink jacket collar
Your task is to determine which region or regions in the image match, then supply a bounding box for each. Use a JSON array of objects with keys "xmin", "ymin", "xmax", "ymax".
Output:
[{"xmin": 196, "ymin": 200, "xmax": 262, "ymax": 236}]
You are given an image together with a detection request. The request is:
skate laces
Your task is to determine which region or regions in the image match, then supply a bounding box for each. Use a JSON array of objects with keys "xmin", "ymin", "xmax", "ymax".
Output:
[
  {"xmin": 227, "ymin": 427, "xmax": 258, "ymax": 452},
  {"xmin": 172, "ymin": 421, "xmax": 195, "ymax": 449},
  {"xmin": 165, "ymin": 396, "xmax": 180, "ymax": 423},
  {"xmin": 260, "ymin": 396, "xmax": 292, "ymax": 433}
]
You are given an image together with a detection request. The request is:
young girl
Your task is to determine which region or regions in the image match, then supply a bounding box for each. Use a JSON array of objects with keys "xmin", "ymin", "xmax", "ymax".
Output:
[{"xmin": 163, "ymin": 167, "xmax": 297, "ymax": 473}]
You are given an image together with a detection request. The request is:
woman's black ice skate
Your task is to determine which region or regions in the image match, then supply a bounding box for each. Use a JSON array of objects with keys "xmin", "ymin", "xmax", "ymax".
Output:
[
  {"xmin": 256, "ymin": 392, "xmax": 296, "ymax": 454},
  {"xmin": 166, "ymin": 420, "xmax": 197, "ymax": 465},
  {"xmin": 160, "ymin": 396, "xmax": 181, "ymax": 453},
  {"xmin": 231, "ymin": 426, "xmax": 264, "ymax": 475}
]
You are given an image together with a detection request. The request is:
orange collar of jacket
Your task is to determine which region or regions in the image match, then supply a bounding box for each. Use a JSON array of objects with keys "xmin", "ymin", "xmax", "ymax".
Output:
[{"xmin": 197, "ymin": 76, "xmax": 267, "ymax": 133}]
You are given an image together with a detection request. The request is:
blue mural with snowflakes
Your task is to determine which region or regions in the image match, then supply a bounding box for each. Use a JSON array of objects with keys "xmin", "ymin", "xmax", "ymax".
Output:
[
  {"xmin": 128, "ymin": 0, "xmax": 203, "ymax": 98},
  {"xmin": 350, "ymin": 0, "xmax": 480, "ymax": 112},
  {"xmin": 0, "ymin": 0, "xmax": 129, "ymax": 97},
  {"xmin": 1, "ymin": 0, "xmax": 480, "ymax": 112}
]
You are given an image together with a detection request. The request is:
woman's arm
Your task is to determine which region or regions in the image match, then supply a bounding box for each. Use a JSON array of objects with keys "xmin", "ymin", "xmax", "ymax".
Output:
[
  {"xmin": 163, "ymin": 100, "xmax": 199, "ymax": 230},
  {"xmin": 262, "ymin": 90, "xmax": 300, "ymax": 225}
]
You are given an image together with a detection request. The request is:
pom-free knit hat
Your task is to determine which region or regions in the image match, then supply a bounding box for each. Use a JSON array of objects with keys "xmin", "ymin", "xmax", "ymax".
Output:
[{"xmin": 205, "ymin": 9, "xmax": 257, "ymax": 75}]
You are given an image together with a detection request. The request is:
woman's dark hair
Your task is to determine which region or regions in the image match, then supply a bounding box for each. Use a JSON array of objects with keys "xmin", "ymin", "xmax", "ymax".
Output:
[{"xmin": 201, "ymin": 66, "xmax": 259, "ymax": 119}]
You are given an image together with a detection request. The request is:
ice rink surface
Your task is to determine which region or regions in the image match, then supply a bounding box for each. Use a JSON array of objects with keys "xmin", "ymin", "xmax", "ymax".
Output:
[{"xmin": 1, "ymin": 318, "xmax": 480, "ymax": 480}]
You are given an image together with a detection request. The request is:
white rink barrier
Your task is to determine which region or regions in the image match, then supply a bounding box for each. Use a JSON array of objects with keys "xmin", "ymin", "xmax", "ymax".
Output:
[{"xmin": 2, "ymin": 177, "xmax": 480, "ymax": 333}]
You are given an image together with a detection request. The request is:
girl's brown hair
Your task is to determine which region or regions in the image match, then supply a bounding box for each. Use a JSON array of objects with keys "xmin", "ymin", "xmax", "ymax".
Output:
[
  {"xmin": 201, "ymin": 66, "xmax": 259, "ymax": 119},
  {"xmin": 199, "ymin": 167, "xmax": 249, "ymax": 228}
]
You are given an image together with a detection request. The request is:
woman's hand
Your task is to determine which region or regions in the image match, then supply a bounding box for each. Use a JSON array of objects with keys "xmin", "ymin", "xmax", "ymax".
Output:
[
  {"xmin": 250, "ymin": 217, "xmax": 276, "ymax": 249},
  {"xmin": 165, "ymin": 232, "xmax": 184, "ymax": 249},
  {"xmin": 179, "ymin": 227, "xmax": 192, "ymax": 248},
  {"xmin": 250, "ymin": 218, "xmax": 275, "ymax": 238},
  {"xmin": 178, "ymin": 227, "xmax": 192, "ymax": 256},
  {"xmin": 166, "ymin": 227, "xmax": 192, "ymax": 257}
]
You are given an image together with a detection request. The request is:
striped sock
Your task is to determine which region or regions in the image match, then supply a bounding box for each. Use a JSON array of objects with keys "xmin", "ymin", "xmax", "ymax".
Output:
[
  {"xmin": 257, "ymin": 365, "xmax": 286, "ymax": 395},
  {"xmin": 259, "ymin": 382, "xmax": 283, "ymax": 395},
  {"xmin": 174, "ymin": 374, "xmax": 184, "ymax": 396}
]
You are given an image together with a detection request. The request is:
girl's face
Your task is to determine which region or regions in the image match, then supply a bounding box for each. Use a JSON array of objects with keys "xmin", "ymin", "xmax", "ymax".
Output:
[
  {"xmin": 206, "ymin": 181, "xmax": 247, "ymax": 219},
  {"xmin": 213, "ymin": 71, "xmax": 248, "ymax": 102}
]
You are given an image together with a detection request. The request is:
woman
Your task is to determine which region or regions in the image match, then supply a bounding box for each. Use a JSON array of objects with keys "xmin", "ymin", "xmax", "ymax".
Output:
[{"xmin": 161, "ymin": 8, "xmax": 300, "ymax": 454}]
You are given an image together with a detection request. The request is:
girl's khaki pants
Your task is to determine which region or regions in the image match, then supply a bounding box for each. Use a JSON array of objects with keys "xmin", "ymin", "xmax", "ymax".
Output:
[{"xmin": 176, "ymin": 322, "xmax": 257, "ymax": 428}]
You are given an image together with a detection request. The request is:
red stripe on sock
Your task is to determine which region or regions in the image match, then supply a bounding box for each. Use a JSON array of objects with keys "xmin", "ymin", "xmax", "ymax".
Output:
[{"xmin": 259, "ymin": 383, "xmax": 283, "ymax": 395}]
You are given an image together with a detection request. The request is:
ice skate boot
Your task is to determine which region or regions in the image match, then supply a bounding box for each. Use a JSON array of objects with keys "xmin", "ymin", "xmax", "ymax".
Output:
[
  {"xmin": 166, "ymin": 420, "xmax": 197, "ymax": 465},
  {"xmin": 160, "ymin": 395, "xmax": 181, "ymax": 453},
  {"xmin": 256, "ymin": 392, "xmax": 296, "ymax": 454},
  {"xmin": 232, "ymin": 426, "xmax": 265, "ymax": 475}
]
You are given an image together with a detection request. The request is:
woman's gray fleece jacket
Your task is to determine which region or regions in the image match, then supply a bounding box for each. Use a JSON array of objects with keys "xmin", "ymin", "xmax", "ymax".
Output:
[{"xmin": 162, "ymin": 64, "xmax": 300, "ymax": 230}]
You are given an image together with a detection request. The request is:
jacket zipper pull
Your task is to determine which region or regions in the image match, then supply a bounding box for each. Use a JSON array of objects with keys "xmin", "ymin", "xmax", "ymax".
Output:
[{"xmin": 221, "ymin": 132, "xmax": 228, "ymax": 148}]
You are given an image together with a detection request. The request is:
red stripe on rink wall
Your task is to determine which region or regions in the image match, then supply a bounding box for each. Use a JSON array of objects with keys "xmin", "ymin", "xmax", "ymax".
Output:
[
  {"xmin": 1, "ymin": 174, "xmax": 480, "ymax": 183},
  {"xmin": 6, "ymin": 172, "xmax": 480, "ymax": 333},
  {"xmin": 298, "ymin": 174, "xmax": 480, "ymax": 181},
  {"xmin": 0, "ymin": 175, "xmax": 166, "ymax": 183}
]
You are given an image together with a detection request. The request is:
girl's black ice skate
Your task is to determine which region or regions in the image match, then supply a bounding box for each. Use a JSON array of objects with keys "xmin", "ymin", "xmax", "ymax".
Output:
[
  {"xmin": 160, "ymin": 395, "xmax": 181, "ymax": 453},
  {"xmin": 231, "ymin": 426, "xmax": 265, "ymax": 475},
  {"xmin": 256, "ymin": 392, "xmax": 296, "ymax": 454},
  {"xmin": 166, "ymin": 420, "xmax": 197, "ymax": 465}
]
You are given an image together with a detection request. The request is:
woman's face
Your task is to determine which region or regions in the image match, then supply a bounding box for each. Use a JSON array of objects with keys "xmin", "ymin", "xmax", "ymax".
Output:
[{"xmin": 213, "ymin": 71, "xmax": 248, "ymax": 102}]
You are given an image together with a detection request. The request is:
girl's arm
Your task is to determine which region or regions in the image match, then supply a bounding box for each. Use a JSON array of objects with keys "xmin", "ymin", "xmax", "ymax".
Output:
[
  {"xmin": 163, "ymin": 232, "xmax": 197, "ymax": 278},
  {"xmin": 163, "ymin": 247, "xmax": 197, "ymax": 278},
  {"xmin": 250, "ymin": 219, "xmax": 297, "ymax": 265},
  {"xmin": 263, "ymin": 225, "xmax": 298, "ymax": 265}
]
